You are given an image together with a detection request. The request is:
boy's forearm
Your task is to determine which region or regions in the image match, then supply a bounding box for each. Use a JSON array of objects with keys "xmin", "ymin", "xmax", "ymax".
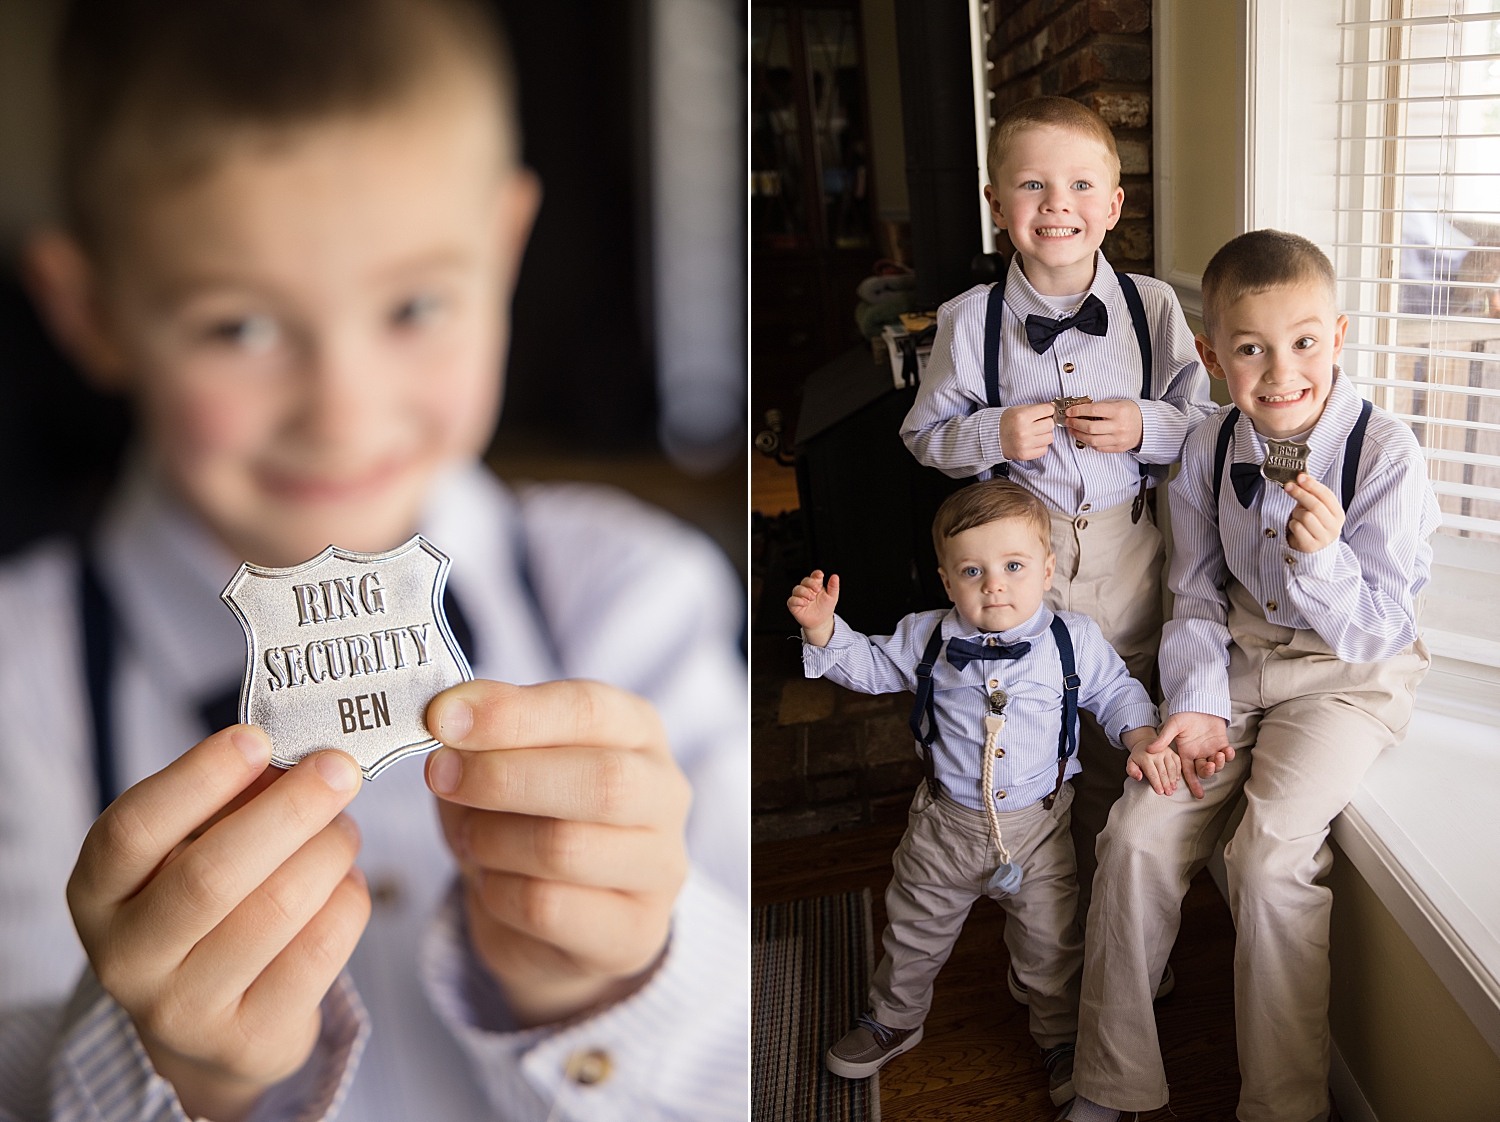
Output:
[{"xmin": 801, "ymin": 620, "xmax": 835, "ymax": 647}]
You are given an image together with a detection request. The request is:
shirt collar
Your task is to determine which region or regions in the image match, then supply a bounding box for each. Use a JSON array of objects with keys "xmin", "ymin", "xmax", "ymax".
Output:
[
  {"xmin": 941, "ymin": 602, "xmax": 1052, "ymax": 645},
  {"xmin": 1234, "ymin": 366, "xmax": 1361, "ymax": 481},
  {"xmin": 1003, "ymin": 249, "xmax": 1116, "ymax": 321}
]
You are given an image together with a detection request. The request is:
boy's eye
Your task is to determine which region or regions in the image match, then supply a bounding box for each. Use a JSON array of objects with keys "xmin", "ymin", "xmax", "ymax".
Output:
[
  {"xmin": 962, "ymin": 566, "xmax": 981, "ymax": 578},
  {"xmin": 1071, "ymin": 180, "xmax": 1092, "ymax": 191},
  {"xmin": 207, "ymin": 314, "xmax": 279, "ymax": 352},
  {"xmin": 1020, "ymin": 180, "xmax": 1043, "ymax": 191},
  {"xmin": 1293, "ymin": 335, "xmax": 1316, "ymax": 350},
  {"xmin": 1006, "ymin": 561, "xmax": 1023, "ymax": 572},
  {"xmin": 391, "ymin": 292, "xmax": 445, "ymax": 328},
  {"xmin": 1237, "ymin": 343, "xmax": 1264, "ymax": 357}
]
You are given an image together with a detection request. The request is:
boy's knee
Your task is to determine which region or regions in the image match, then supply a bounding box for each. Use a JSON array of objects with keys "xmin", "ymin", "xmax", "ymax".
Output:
[
  {"xmin": 1094, "ymin": 787, "xmax": 1190, "ymax": 879},
  {"xmin": 1223, "ymin": 824, "xmax": 1332, "ymax": 906}
]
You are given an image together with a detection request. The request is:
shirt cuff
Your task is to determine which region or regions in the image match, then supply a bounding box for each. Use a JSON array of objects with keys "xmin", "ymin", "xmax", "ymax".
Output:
[
  {"xmin": 1167, "ymin": 690, "xmax": 1232, "ymax": 723},
  {"xmin": 46, "ymin": 967, "xmax": 368, "ymax": 1122},
  {"xmin": 1109, "ymin": 700, "xmax": 1164, "ymax": 748},
  {"xmin": 1134, "ymin": 399, "xmax": 1187, "ymax": 465},
  {"xmin": 1286, "ymin": 538, "xmax": 1352, "ymax": 583},
  {"xmin": 802, "ymin": 614, "xmax": 857, "ymax": 676},
  {"xmin": 979, "ymin": 406, "xmax": 1008, "ymax": 467},
  {"xmin": 420, "ymin": 870, "xmax": 748, "ymax": 1122}
]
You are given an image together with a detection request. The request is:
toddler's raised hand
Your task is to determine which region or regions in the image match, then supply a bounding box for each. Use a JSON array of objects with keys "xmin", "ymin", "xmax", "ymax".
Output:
[
  {"xmin": 425, "ymin": 681, "xmax": 691, "ymax": 1027},
  {"xmin": 1122, "ymin": 726, "xmax": 1180, "ymax": 796},
  {"xmin": 1285, "ymin": 473, "xmax": 1346, "ymax": 553},
  {"xmin": 68, "ymin": 729, "xmax": 369, "ymax": 1122},
  {"xmin": 788, "ymin": 569, "xmax": 839, "ymax": 646},
  {"xmin": 1146, "ymin": 712, "xmax": 1232, "ymax": 799},
  {"xmin": 999, "ymin": 401, "xmax": 1057, "ymax": 462}
]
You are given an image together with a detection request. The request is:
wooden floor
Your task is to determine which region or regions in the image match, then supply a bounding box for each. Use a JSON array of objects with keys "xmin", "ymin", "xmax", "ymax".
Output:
[{"xmin": 754, "ymin": 819, "xmax": 1245, "ymax": 1121}]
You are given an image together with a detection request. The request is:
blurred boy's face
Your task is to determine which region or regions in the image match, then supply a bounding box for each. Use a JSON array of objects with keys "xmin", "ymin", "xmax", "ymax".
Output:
[
  {"xmin": 1196, "ymin": 283, "xmax": 1349, "ymax": 441},
  {"xmin": 984, "ymin": 126, "xmax": 1123, "ymax": 293},
  {"xmin": 34, "ymin": 76, "xmax": 537, "ymax": 567},
  {"xmin": 937, "ymin": 517, "xmax": 1055, "ymax": 634}
]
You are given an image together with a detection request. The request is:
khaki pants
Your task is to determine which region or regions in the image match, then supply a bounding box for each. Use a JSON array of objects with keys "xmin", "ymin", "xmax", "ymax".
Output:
[
  {"xmin": 1073, "ymin": 581, "xmax": 1429, "ymax": 1122},
  {"xmin": 1045, "ymin": 495, "xmax": 1166, "ymax": 928},
  {"xmin": 870, "ymin": 781, "xmax": 1082, "ymax": 1049}
]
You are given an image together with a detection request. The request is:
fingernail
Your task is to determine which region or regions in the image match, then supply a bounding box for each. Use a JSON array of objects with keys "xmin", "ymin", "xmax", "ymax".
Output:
[
  {"xmin": 429, "ymin": 747, "xmax": 462, "ymax": 795},
  {"xmin": 432, "ymin": 697, "xmax": 474, "ymax": 744},
  {"xmin": 315, "ymin": 751, "xmax": 361, "ymax": 792},
  {"xmin": 231, "ymin": 727, "xmax": 271, "ymax": 768}
]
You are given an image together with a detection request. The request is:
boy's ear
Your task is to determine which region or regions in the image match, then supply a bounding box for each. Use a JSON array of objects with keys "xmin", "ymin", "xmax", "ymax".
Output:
[
  {"xmin": 1194, "ymin": 332, "xmax": 1226, "ymax": 380},
  {"xmin": 1042, "ymin": 550, "xmax": 1056, "ymax": 592},
  {"xmin": 495, "ymin": 168, "xmax": 543, "ymax": 293},
  {"xmin": 22, "ymin": 229, "xmax": 132, "ymax": 391},
  {"xmin": 936, "ymin": 564, "xmax": 954, "ymax": 602},
  {"xmin": 982, "ymin": 183, "xmax": 1006, "ymax": 231}
]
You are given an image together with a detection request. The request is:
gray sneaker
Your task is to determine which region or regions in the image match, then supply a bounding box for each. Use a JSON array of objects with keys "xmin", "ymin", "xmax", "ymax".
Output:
[
  {"xmin": 1009, "ymin": 963, "xmax": 1175, "ymax": 1004},
  {"xmin": 1043, "ymin": 1042, "xmax": 1075, "ymax": 1106},
  {"xmin": 824, "ymin": 1014, "xmax": 923, "ymax": 1079}
]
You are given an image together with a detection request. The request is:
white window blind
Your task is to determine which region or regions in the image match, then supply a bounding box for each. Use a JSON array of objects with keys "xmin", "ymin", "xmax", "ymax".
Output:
[{"xmin": 1337, "ymin": 0, "xmax": 1500, "ymax": 543}]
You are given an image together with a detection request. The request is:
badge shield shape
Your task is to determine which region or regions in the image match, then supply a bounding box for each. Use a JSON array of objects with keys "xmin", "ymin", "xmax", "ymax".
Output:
[
  {"xmin": 1261, "ymin": 438, "xmax": 1311, "ymax": 486},
  {"xmin": 221, "ymin": 535, "xmax": 474, "ymax": 779}
]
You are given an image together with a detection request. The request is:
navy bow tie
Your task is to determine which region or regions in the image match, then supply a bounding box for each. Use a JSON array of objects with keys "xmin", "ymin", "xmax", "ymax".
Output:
[
  {"xmin": 1229, "ymin": 462, "xmax": 1264, "ymax": 508},
  {"xmin": 946, "ymin": 637, "xmax": 1032, "ymax": 670},
  {"xmin": 1024, "ymin": 294, "xmax": 1109, "ymax": 354}
]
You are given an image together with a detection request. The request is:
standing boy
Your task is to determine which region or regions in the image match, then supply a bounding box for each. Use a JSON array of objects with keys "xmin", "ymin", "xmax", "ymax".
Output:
[
  {"xmin": 1069, "ymin": 231, "xmax": 1439, "ymax": 1122},
  {"xmin": 900, "ymin": 97, "xmax": 1214, "ymax": 930},
  {"xmin": 0, "ymin": 2, "xmax": 747, "ymax": 1120},
  {"xmin": 789, "ymin": 481, "xmax": 1176, "ymax": 1106}
]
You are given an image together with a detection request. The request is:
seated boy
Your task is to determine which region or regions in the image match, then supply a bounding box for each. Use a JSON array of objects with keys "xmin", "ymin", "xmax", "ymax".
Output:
[
  {"xmin": 788, "ymin": 480, "xmax": 1177, "ymax": 1107},
  {"xmin": 900, "ymin": 97, "xmax": 1214, "ymax": 931},
  {"xmin": 0, "ymin": 2, "xmax": 747, "ymax": 1120},
  {"xmin": 1069, "ymin": 231, "xmax": 1440, "ymax": 1122}
]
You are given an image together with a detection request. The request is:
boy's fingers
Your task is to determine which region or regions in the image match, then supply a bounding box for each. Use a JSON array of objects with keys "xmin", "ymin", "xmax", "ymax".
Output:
[
  {"xmin": 239, "ymin": 867, "xmax": 371, "ymax": 1042},
  {"xmin": 445, "ymin": 808, "xmax": 686, "ymax": 892},
  {"xmin": 71, "ymin": 726, "xmax": 273, "ymax": 911},
  {"xmin": 1126, "ymin": 759, "xmax": 1142, "ymax": 781},
  {"xmin": 1183, "ymin": 763, "xmax": 1206, "ymax": 799},
  {"xmin": 427, "ymin": 680, "xmax": 667, "ymax": 758},
  {"xmin": 121, "ymin": 751, "xmax": 362, "ymax": 958},
  {"xmin": 427, "ymin": 745, "xmax": 687, "ymax": 827},
  {"xmin": 1146, "ymin": 716, "xmax": 1180, "ymax": 754},
  {"xmin": 179, "ymin": 814, "xmax": 363, "ymax": 998},
  {"xmin": 827, "ymin": 574, "xmax": 840, "ymax": 596}
]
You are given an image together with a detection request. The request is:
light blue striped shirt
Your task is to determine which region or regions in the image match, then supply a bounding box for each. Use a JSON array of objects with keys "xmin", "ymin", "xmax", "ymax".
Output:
[
  {"xmin": 899, "ymin": 250, "xmax": 1215, "ymax": 515},
  {"xmin": 803, "ymin": 605, "xmax": 1160, "ymax": 813},
  {"xmin": 1159, "ymin": 370, "xmax": 1441, "ymax": 720}
]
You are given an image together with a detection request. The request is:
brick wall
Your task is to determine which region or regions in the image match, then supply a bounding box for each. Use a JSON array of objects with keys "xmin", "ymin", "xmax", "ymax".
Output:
[{"xmin": 987, "ymin": 0, "xmax": 1154, "ymax": 275}]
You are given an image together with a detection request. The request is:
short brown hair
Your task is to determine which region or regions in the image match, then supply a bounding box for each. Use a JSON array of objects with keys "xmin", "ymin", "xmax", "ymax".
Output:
[
  {"xmin": 932, "ymin": 480, "xmax": 1052, "ymax": 559},
  {"xmin": 987, "ymin": 96, "xmax": 1120, "ymax": 188},
  {"xmin": 56, "ymin": 0, "xmax": 518, "ymax": 254},
  {"xmin": 1200, "ymin": 230, "xmax": 1338, "ymax": 336}
]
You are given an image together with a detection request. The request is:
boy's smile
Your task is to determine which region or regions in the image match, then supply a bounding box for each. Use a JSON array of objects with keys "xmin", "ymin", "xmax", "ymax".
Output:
[
  {"xmin": 30, "ymin": 73, "xmax": 538, "ymax": 569},
  {"xmin": 1195, "ymin": 283, "xmax": 1349, "ymax": 440},
  {"xmin": 984, "ymin": 125, "xmax": 1123, "ymax": 296},
  {"xmin": 937, "ymin": 517, "xmax": 1055, "ymax": 635}
]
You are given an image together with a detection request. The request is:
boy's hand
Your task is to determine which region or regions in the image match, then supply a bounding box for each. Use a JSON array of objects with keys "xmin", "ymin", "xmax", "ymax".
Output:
[
  {"xmin": 788, "ymin": 570, "xmax": 839, "ymax": 646},
  {"xmin": 425, "ymin": 680, "xmax": 691, "ymax": 1028},
  {"xmin": 1285, "ymin": 473, "xmax": 1346, "ymax": 553},
  {"xmin": 1122, "ymin": 726, "xmax": 1180, "ymax": 796},
  {"xmin": 999, "ymin": 402, "xmax": 1057, "ymax": 462},
  {"xmin": 1065, "ymin": 399, "xmax": 1144, "ymax": 454},
  {"xmin": 68, "ymin": 728, "xmax": 369, "ymax": 1122},
  {"xmin": 1146, "ymin": 712, "xmax": 1232, "ymax": 799}
]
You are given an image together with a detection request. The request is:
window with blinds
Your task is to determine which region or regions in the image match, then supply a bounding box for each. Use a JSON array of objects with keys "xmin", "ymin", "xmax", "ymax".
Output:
[{"xmin": 1337, "ymin": 1, "xmax": 1500, "ymax": 543}]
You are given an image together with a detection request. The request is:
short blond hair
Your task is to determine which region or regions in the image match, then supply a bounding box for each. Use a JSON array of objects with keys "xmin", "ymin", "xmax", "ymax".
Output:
[
  {"xmin": 987, "ymin": 96, "xmax": 1120, "ymax": 188},
  {"xmin": 1200, "ymin": 230, "xmax": 1338, "ymax": 337},
  {"xmin": 932, "ymin": 480, "xmax": 1052, "ymax": 559}
]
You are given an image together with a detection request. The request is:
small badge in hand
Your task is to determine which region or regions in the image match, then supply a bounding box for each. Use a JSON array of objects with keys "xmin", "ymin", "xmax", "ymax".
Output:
[
  {"xmin": 1052, "ymin": 395, "xmax": 1092, "ymax": 426},
  {"xmin": 221, "ymin": 535, "xmax": 474, "ymax": 779},
  {"xmin": 1261, "ymin": 439, "xmax": 1310, "ymax": 486}
]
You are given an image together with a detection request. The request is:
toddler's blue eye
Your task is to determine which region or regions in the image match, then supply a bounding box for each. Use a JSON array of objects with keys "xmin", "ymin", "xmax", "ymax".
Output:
[
  {"xmin": 1021, "ymin": 180, "xmax": 1043, "ymax": 191},
  {"xmin": 963, "ymin": 566, "xmax": 981, "ymax": 578},
  {"xmin": 209, "ymin": 314, "xmax": 279, "ymax": 352},
  {"xmin": 1006, "ymin": 561, "xmax": 1023, "ymax": 572},
  {"xmin": 392, "ymin": 293, "xmax": 443, "ymax": 327},
  {"xmin": 1072, "ymin": 180, "xmax": 1092, "ymax": 191}
]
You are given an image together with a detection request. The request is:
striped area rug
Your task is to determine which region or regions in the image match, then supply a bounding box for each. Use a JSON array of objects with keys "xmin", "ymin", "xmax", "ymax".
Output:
[{"xmin": 752, "ymin": 889, "xmax": 879, "ymax": 1122}]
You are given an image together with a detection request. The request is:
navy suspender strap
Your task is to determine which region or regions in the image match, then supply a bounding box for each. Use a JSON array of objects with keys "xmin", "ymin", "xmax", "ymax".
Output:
[
  {"xmin": 907, "ymin": 621, "xmax": 947, "ymax": 797},
  {"xmin": 77, "ymin": 549, "xmax": 485, "ymax": 819},
  {"xmin": 1212, "ymin": 398, "xmax": 1374, "ymax": 514},
  {"xmin": 982, "ymin": 270, "xmax": 1155, "ymax": 521},
  {"xmin": 1342, "ymin": 399, "xmax": 1373, "ymax": 512},
  {"xmin": 79, "ymin": 553, "xmax": 119, "ymax": 816},
  {"xmin": 1041, "ymin": 615, "xmax": 1080, "ymax": 811}
]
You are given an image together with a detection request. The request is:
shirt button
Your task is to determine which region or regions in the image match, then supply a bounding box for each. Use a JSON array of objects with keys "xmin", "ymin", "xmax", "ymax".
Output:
[
  {"xmin": 1081, "ymin": 503, "xmax": 1091, "ymax": 511},
  {"xmin": 997, "ymin": 790, "xmax": 1007, "ymax": 799},
  {"xmin": 1285, "ymin": 554, "xmax": 1295, "ymax": 565},
  {"xmin": 1063, "ymin": 362, "xmax": 1075, "ymax": 373},
  {"xmin": 567, "ymin": 1050, "xmax": 613, "ymax": 1086},
  {"xmin": 1264, "ymin": 527, "xmax": 1276, "ymax": 538},
  {"xmin": 989, "ymin": 678, "xmax": 999, "ymax": 688},
  {"xmin": 1266, "ymin": 600, "xmax": 1279, "ymax": 612},
  {"xmin": 994, "ymin": 748, "xmax": 1005, "ymax": 758},
  {"xmin": 1075, "ymin": 439, "xmax": 1086, "ymax": 448},
  {"xmin": 1076, "ymin": 517, "xmax": 1089, "ymax": 530}
]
